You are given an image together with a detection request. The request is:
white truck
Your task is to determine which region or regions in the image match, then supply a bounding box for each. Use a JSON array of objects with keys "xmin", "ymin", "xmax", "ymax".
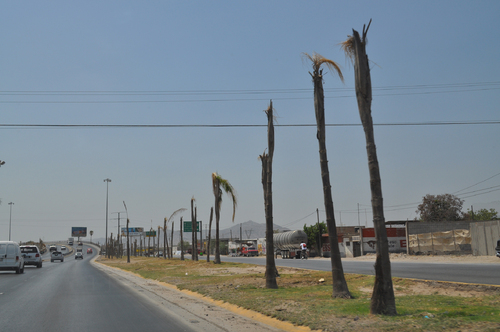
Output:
[{"xmin": 68, "ymin": 238, "xmax": 74, "ymax": 245}]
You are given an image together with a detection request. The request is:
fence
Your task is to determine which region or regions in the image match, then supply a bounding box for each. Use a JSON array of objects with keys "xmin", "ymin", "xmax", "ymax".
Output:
[{"xmin": 406, "ymin": 220, "xmax": 500, "ymax": 256}]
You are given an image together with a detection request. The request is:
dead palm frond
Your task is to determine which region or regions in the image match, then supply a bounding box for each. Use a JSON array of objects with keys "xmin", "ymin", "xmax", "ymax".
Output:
[
  {"xmin": 302, "ymin": 52, "xmax": 344, "ymax": 82},
  {"xmin": 340, "ymin": 37, "xmax": 355, "ymax": 62}
]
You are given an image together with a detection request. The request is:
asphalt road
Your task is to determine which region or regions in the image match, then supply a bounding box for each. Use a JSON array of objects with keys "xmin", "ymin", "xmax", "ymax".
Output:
[
  {"xmin": 221, "ymin": 256, "xmax": 500, "ymax": 285},
  {"xmin": 0, "ymin": 244, "xmax": 234, "ymax": 332}
]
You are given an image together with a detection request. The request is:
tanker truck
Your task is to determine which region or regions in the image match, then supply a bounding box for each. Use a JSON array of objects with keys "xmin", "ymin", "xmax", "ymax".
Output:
[{"xmin": 273, "ymin": 230, "xmax": 308, "ymax": 259}]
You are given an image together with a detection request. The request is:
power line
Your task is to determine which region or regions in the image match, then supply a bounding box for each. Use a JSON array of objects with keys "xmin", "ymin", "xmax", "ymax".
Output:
[
  {"xmin": 453, "ymin": 172, "xmax": 500, "ymax": 195},
  {"xmin": 1, "ymin": 120, "xmax": 499, "ymax": 129},
  {"xmin": 0, "ymin": 81, "xmax": 498, "ymax": 103}
]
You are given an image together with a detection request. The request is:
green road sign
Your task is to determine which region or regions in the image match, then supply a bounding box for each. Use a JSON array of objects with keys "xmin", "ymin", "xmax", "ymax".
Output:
[
  {"xmin": 183, "ymin": 221, "xmax": 200, "ymax": 232},
  {"xmin": 145, "ymin": 230, "xmax": 157, "ymax": 237}
]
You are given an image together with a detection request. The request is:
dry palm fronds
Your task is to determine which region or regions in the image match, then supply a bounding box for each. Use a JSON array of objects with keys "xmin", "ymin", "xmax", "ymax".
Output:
[
  {"xmin": 340, "ymin": 36, "xmax": 355, "ymax": 62},
  {"xmin": 302, "ymin": 52, "xmax": 344, "ymax": 82}
]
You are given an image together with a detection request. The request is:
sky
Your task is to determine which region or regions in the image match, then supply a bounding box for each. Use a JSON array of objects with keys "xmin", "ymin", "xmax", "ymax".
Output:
[{"xmin": 1, "ymin": 1, "xmax": 499, "ymax": 244}]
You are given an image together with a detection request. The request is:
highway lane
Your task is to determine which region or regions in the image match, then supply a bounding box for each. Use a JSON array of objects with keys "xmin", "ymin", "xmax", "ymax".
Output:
[
  {"xmin": 0, "ymin": 244, "xmax": 221, "ymax": 332},
  {"xmin": 220, "ymin": 256, "xmax": 500, "ymax": 285}
]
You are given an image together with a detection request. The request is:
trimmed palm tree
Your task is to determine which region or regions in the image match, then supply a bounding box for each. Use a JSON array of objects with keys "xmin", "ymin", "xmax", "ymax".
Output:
[
  {"xmin": 341, "ymin": 20, "xmax": 396, "ymax": 315},
  {"xmin": 165, "ymin": 208, "xmax": 186, "ymax": 259},
  {"xmin": 259, "ymin": 100, "xmax": 278, "ymax": 289},
  {"xmin": 206, "ymin": 207, "xmax": 214, "ymax": 262},
  {"xmin": 304, "ymin": 52, "xmax": 351, "ymax": 299},
  {"xmin": 212, "ymin": 172, "xmax": 237, "ymax": 264}
]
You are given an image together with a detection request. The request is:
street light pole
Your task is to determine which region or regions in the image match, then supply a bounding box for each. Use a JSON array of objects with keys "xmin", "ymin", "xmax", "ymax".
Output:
[
  {"xmin": 8, "ymin": 202, "xmax": 14, "ymax": 241},
  {"xmin": 104, "ymin": 178, "xmax": 111, "ymax": 258}
]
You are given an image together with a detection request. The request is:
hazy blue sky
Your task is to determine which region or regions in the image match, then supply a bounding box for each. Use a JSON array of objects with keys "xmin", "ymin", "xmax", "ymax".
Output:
[{"xmin": 1, "ymin": 1, "xmax": 499, "ymax": 243}]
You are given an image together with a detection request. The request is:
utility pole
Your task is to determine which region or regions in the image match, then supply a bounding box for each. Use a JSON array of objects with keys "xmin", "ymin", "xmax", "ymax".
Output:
[
  {"xmin": 111, "ymin": 211, "xmax": 125, "ymax": 258},
  {"xmin": 103, "ymin": 178, "xmax": 111, "ymax": 258},
  {"xmin": 316, "ymin": 208, "xmax": 322, "ymax": 257},
  {"xmin": 357, "ymin": 203, "xmax": 360, "ymax": 227}
]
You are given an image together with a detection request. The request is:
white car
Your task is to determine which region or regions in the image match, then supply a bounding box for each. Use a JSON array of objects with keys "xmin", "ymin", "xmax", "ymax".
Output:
[
  {"xmin": 50, "ymin": 251, "xmax": 64, "ymax": 263},
  {"xmin": 20, "ymin": 245, "xmax": 43, "ymax": 268},
  {"xmin": 0, "ymin": 241, "xmax": 25, "ymax": 274},
  {"xmin": 75, "ymin": 252, "xmax": 84, "ymax": 260}
]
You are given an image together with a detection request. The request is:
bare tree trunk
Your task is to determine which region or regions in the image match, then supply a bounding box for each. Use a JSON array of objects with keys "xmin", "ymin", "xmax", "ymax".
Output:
[
  {"xmin": 260, "ymin": 100, "xmax": 278, "ymax": 289},
  {"xmin": 214, "ymin": 203, "xmax": 221, "ymax": 264},
  {"xmin": 191, "ymin": 198, "xmax": 196, "ymax": 261},
  {"xmin": 180, "ymin": 217, "xmax": 185, "ymax": 261},
  {"xmin": 350, "ymin": 21, "xmax": 396, "ymax": 315},
  {"xmin": 207, "ymin": 207, "xmax": 213, "ymax": 262},
  {"xmin": 126, "ymin": 219, "xmax": 130, "ymax": 263},
  {"xmin": 312, "ymin": 68, "xmax": 351, "ymax": 299},
  {"xmin": 164, "ymin": 218, "xmax": 167, "ymax": 260},
  {"xmin": 170, "ymin": 221, "xmax": 174, "ymax": 259}
]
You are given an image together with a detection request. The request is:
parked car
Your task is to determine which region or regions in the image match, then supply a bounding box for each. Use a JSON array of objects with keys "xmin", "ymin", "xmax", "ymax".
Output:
[
  {"xmin": 20, "ymin": 245, "xmax": 43, "ymax": 268},
  {"xmin": 75, "ymin": 252, "xmax": 84, "ymax": 260},
  {"xmin": 87, "ymin": 248, "xmax": 93, "ymax": 254},
  {"xmin": 50, "ymin": 251, "xmax": 64, "ymax": 262},
  {"xmin": 0, "ymin": 241, "xmax": 25, "ymax": 274}
]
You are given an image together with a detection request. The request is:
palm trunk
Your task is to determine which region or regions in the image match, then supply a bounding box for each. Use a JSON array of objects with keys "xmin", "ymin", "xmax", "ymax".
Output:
[
  {"xmin": 170, "ymin": 221, "xmax": 174, "ymax": 258},
  {"xmin": 214, "ymin": 204, "xmax": 221, "ymax": 264},
  {"xmin": 261, "ymin": 101, "xmax": 278, "ymax": 289},
  {"xmin": 312, "ymin": 70, "xmax": 351, "ymax": 299},
  {"xmin": 351, "ymin": 22, "xmax": 396, "ymax": 315},
  {"xmin": 207, "ymin": 207, "xmax": 213, "ymax": 262},
  {"xmin": 163, "ymin": 218, "xmax": 167, "ymax": 259},
  {"xmin": 126, "ymin": 219, "xmax": 130, "ymax": 263},
  {"xmin": 180, "ymin": 217, "xmax": 184, "ymax": 261},
  {"xmin": 191, "ymin": 199, "xmax": 196, "ymax": 261}
]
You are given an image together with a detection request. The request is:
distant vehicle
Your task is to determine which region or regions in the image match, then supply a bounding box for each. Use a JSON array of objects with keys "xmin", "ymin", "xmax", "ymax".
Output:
[
  {"xmin": 78, "ymin": 241, "xmax": 83, "ymax": 246},
  {"xmin": 61, "ymin": 246, "xmax": 67, "ymax": 251},
  {"xmin": 241, "ymin": 246, "xmax": 259, "ymax": 257},
  {"xmin": 0, "ymin": 241, "xmax": 25, "ymax": 274},
  {"xmin": 76, "ymin": 248, "xmax": 82, "ymax": 253},
  {"xmin": 20, "ymin": 245, "xmax": 43, "ymax": 268},
  {"xmin": 75, "ymin": 252, "xmax": 84, "ymax": 260},
  {"xmin": 49, "ymin": 245, "xmax": 57, "ymax": 252},
  {"xmin": 68, "ymin": 238, "xmax": 74, "ymax": 245},
  {"xmin": 87, "ymin": 248, "xmax": 93, "ymax": 254},
  {"xmin": 50, "ymin": 251, "xmax": 64, "ymax": 262},
  {"xmin": 496, "ymin": 239, "xmax": 500, "ymax": 258},
  {"xmin": 274, "ymin": 230, "xmax": 308, "ymax": 259}
]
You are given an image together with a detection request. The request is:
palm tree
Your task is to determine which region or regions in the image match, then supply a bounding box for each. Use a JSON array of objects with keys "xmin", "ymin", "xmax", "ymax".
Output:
[
  {"xmin": 165, "ymin": 208, "xmax": 186, "ymax": 259},
  {"xmin": 212, "ymin": 172, "xmax": 237, "ymax": 264},
  {"xmin": 341, "ymin": 20, "xmax": 396, "ymax": 315},
  {"xmin": 206, "ymin": 207, "xmax": 213, "ymax": 262},
  {"xmin": 259, "ymin": 100, "xmax": 278, "ymax": 289},
  {"xmin": 304, "ymin": 52, "xmax": 351, "ymax": 299},
  {"xmin": 191, "ymin": 197, "xmax": 198, "ymax": 261}
]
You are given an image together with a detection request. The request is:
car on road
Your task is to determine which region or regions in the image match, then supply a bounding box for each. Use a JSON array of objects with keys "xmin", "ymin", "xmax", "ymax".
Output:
[
  {"xmin": 0, "ymin": 241, "xmax": 25, "ymax": 274},
  {"xmin": 78, "ymin": 241, "xmax": 83, "ymax": 246},
  {"xmin": 20, "ymin": 245, "xmax": 43, "ymax": 268},
  {"xmin": 51, "ymin": 251, "xmax": 64, "ymax": 262},
  {"xmin": 49, "ymin": 245, "xmax": 57, "ymax": 252},
  {"xmin": 87, "ymin": 248, "xmax": 93, "ymax": 254},
  {"xmin": 75, "ymin": 252, "xmax": 84, "ymax": 260},
  {"xmin": 61, "ymin": 245, "xmax": 67, "ymax": 251}
]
